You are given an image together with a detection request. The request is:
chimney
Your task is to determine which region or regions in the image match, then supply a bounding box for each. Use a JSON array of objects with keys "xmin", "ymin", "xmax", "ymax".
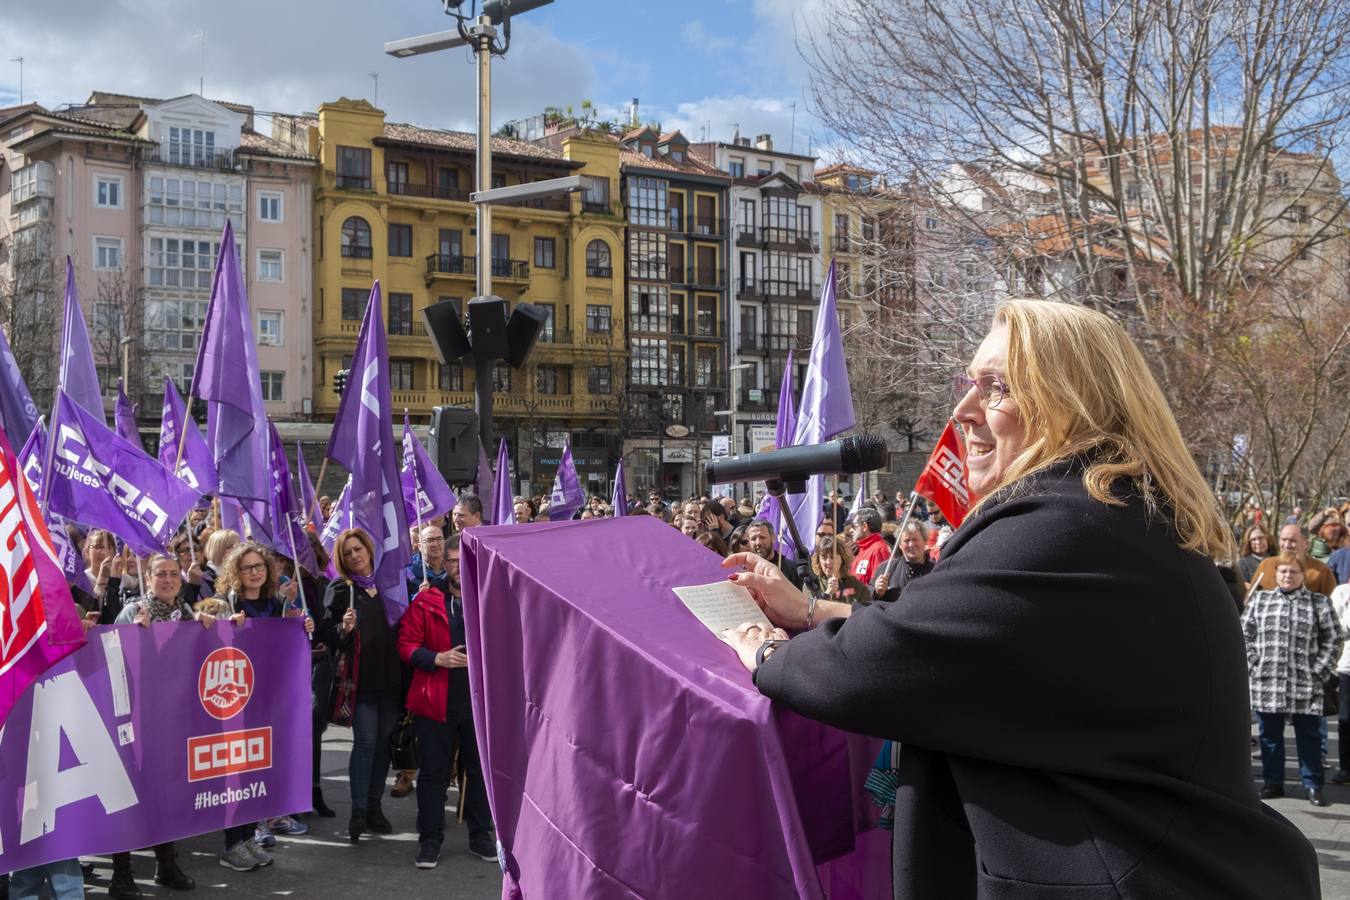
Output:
[
  {"xmin": 630, "ymin": 98, "xmax": 640, "ymax": 128},
  {"xmin": 755, "ymin": 133, "xmax": 773, "ymax": 151}
]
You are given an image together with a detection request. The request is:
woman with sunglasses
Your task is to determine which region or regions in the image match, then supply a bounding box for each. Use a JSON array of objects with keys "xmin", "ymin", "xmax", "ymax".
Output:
[{"xmin": 722, "ymin": 299, "xmax": 1317, "ymax": 899}]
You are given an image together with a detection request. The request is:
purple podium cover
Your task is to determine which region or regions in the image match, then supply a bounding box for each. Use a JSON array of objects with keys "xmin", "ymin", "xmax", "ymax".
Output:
[
  {"xmin": 0, "ymin": 618, "xmax": 311, "ymax": 872},
  {"xmin": 461, "ymin": 516, "xmax": 889, "ymax": 900}
]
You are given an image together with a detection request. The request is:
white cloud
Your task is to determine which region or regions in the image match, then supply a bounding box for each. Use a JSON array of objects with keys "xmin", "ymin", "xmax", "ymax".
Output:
[
  {"xmin": 680, "ymin": 21, "xmax": 738, "ymax": 53},
  {"xmin": 0, "ymin": 2, "xmax": 595, "ymax": 131}
]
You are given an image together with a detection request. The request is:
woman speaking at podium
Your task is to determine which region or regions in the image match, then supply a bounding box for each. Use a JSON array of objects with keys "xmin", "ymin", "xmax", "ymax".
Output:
[{"xmin": 723, "ymin": 300, "xmax": 1318, "ymax": 899}]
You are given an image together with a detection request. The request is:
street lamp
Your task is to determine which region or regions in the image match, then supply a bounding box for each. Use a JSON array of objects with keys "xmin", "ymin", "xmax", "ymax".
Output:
[
  {"xmin": 713, "ymin": 362, "xmax": 754, "ymax": 499},
  {"xmin": 387, "ymin": 0, "xmax": 576, "ymax": 447}
]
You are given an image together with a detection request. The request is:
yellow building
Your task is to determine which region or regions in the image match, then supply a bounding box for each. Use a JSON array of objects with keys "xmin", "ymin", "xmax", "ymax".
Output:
[
  {"xmin": 814, "ymin": 163, "xmax": 906, "ymax": 319},
  {"xmin": 274, "ymin": 99, "xmax": 627, "ymax": 494}
]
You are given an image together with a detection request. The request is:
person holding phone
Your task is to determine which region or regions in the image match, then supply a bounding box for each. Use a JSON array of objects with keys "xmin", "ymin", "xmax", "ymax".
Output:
[{"xmin": 396, "ymin": 532, "xmax": 496, "ymax": 870}]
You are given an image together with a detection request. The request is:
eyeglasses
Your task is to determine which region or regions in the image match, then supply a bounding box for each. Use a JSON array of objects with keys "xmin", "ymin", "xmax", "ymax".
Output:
[
  {"xmin": 422, "ymin": 537, "xmax": 445, "ymax": 544},
  {"xmin": 240, "ymin": 562, "xmax": 267, "ymax": 574},
  {"xmin": 952, "ymin": 372, "xmax": 1010, "ymax": 409}
]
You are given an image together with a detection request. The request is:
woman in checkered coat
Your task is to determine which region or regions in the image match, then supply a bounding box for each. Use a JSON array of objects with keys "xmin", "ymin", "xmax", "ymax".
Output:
[{"xmin": 1243, "ymin": 550, "xmax": 1344, "ymax": 806}]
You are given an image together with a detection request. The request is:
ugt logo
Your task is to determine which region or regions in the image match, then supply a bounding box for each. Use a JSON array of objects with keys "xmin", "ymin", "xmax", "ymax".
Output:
[{"xmin": 198, "ymin": 647, "xmax": 254, "ymax": 720}]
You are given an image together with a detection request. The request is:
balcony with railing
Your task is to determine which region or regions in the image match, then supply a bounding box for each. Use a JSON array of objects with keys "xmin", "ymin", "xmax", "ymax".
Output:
[
  {"xmin": 386, "ymin": 320, "xmax": 428, "ymax": 339},
  {"xmin": 490, "ymin": 258, "xmax": 530, "ymax": 280},
  {"xmin": 672, "ymin": 268, "xmax": 725, "ymax": 289},
  {"xmin": 336, "ymin": 172, "xmax": 372, "ymax": 190},
  {"xmin": 342, "ymin": 244, "xmax": 374, "ymax": 260},
  {"xmin": 538, "ymin": 329, "xmax": 574, "ymax": 346},
  {"xmin": 143, "ymin": 143, "xmax": 237, "ymax": 171},
  {"xmin": 387, "ymin": 181, "xmax": 472, "ymax": 202},
  {"xmin": 586, "ymin": 264, "xmax": 613, "ymax": 278},
  {"xmin": 737, "ymin": 331, "xmax": 764, "ymax": 352},
  {"xmin": 426, "ymin": 253, "xmax": 474, "ymax": 277},
  {"xmin": 735, "ymin": 223, "xmax": 759, "ymax": 246},
  {"xmin": 735, "ymin": 276, "xmax": 762, "ymax": 299},
  {"xmin": 738, "ymin": 225, "xmax": 821, "ymax": 252},
  {"xmin": 685, "ymin": 216, "xmax": 727, "ymax": 237}
]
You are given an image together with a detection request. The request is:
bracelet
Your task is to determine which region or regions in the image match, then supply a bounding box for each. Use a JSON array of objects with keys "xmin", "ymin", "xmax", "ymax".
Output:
[
  {"xmin": 755, "ymin": 639, "xmax": 787, "ymax": 668},
  {"xmin": 805, "ymin": 594, "xmax": 819, "ymax": 631}
]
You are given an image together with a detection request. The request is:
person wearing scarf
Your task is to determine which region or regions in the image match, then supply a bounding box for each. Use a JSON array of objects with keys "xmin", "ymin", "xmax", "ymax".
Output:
[{"xmin": 318, "ymin": 528, "xmax": 404, "ymax": 843}]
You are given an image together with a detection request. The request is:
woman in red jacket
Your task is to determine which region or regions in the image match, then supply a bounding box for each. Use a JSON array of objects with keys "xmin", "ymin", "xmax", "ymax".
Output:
[{"xmin": 396, "ymin": 533, "xmax": 496, "ymax": 870}]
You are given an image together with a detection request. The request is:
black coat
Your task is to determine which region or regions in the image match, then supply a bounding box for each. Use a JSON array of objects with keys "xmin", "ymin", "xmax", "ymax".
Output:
[{"xmin": 754, "ymin": 461, "xmax": 1319, "ymax": 899}]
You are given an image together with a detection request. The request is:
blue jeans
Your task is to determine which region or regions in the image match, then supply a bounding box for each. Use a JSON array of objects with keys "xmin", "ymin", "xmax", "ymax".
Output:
[
  {"xmin": 349, "ymin": 688, "xmax": 400, "ymax": 810},
  {"xmin": 9, "ymin": 859, "xmax": 85, "ymax": 899},
  {"xmin": 1256, "ymin": 711, "xmax": 1324, "ymax": 789}
]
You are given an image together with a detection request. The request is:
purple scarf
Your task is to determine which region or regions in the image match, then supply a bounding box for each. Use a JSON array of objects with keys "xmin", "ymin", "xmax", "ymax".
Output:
[{"xmin": 349, "ymin": 572, "xmax": 378, "ymax": 592}]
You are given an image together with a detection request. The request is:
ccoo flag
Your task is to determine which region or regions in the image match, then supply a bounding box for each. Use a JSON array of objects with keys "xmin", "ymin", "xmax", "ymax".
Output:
[
  {"xmin": 548, "ymin": 444, "xmax": 585, "ymax": 521},
  {"xmin": 400, "ymin": 414, "xmax": 456, "ymax": 526},
  {"xmin": 46, "ymin": 391, "xmax": 200, "ymax": 556},
  {"xmin": 15, "ymin": 422, "xmax": 91, "ymax": 594},
  {"xmin": 193, "ymin": 222, "xmax": 270, "ymax": 529},
  {"xmin": 323, "ymin": 282, "xmax": 410, "ymax": 624},
  {"xmin": 492, "ymin": 438, "xmax": 515, "ymax": 526},
  {"xmin": 914, "ymin": 420, "xmax": 971, "ymax": 527},
  {"xmin": 158, "ymin": 377, "xmax": 218, "ymax": 499},
  {"xmin": 0, "ymin": 424, "xmax": 87, "ymax": 728}
]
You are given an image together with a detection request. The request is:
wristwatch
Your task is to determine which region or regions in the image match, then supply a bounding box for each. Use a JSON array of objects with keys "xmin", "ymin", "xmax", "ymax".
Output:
[{"xmin": 755, "ymin": 639, "xmax": 788, "ymax": 669}]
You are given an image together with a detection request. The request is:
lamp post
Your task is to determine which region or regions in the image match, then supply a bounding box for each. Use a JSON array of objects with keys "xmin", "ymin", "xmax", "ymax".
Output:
[{"xmin": 713, "ymin": 362, "xmax": 753, "ymax": 500}]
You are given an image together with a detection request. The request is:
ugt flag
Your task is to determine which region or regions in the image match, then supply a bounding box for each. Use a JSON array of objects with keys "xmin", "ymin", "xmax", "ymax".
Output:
[
  {"xmin": 46, "ymin": 391, "xmax": 201, "ymax": 556},
  {"xmin": 549, "ymin": 444, "xmax": 585, "ymax": 521},
  {"xmin": 0, "ymin": 423, "xmax": 87, "ymax": 728},
  {"xmin": 914, "ymin": 420, "xmax": 971, "ymax": 527}
]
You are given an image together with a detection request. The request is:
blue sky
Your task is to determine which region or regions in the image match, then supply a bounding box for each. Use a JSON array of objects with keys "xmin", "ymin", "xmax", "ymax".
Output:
[{"xmin": 0, "ymin": 0, "xmax": 831, "ymax": 157}]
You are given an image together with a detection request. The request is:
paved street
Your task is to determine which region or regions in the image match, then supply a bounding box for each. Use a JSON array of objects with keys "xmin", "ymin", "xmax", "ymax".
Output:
[{"xmin": 78, "ymin": 727, "xmax": 503, "ymax": 900}]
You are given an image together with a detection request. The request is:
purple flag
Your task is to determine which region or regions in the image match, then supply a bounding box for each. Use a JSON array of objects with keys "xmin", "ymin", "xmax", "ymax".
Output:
[
  {"xmin": 323, "ymin": 282, "xmax": 410, "ymax": 625},
  {"xmin": 114, "ymin": 379, "xmax": 140, "ymax": 448},
  {"xmin": 193, "ymin": 222, "xmax": 270, "ymax": 529},
  {"xmin": 492, "ymin": 438, "xmax": 516, "ymax": 526},
  {"xmin": 475, "ymin": 440, "xmax": 494, "ymax": 521},
  {"xmin": 46, "ymin": 390, "xmax": 201, "ymax": 556},
  {"xmin": 59, "ymin": 257, "xmax": 104, "ymax": 421},
  {"xmin": 612, "ymin": 457, "xmax": 628, "ymax": 517},
  {"xmin": 401, "ymin": 413, "xmax": 456, "ymax": 526},
  {"xmin": 16, "ymin": 422, "xmax": 91, "ymax": 594},
  {"xmin": 850, "ymin": 481, "xmax": 866, "ymax": 516},
  {"xmin": 757, "ymin": 350, "xmax": 798, "ymax": 553},
  {"xmin": 548, "ymin": 444, "xmax": 584, "ymax": 521},
  {"xmin": 296, "ymin": 442, "xmax": 322, "ymax": 526},
  {"xmin": 319, "ymin": 476, "xmax": 352, "ymax": 557},
  {"xmin": 265, "ymin": 423, "xmax": 318, "ymax": 575},
  {"xmin": 787, "ymin": 262, "xmax": 855, "ymax": 550},
  {"xmin": 158, "ymin": 377, "xmax": 218, "ymax": 499},
  {"xmin": 0, "ymin": 322, "xmax": 38, "ymax": 446}
]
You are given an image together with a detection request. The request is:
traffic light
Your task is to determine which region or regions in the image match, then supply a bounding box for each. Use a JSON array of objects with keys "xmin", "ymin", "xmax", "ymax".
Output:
[{"xmin": 332, "ymin": 368, "xmax": 350, "ymax": 396}]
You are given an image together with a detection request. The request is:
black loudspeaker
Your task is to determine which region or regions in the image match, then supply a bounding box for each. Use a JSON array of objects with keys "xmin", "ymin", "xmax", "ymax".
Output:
[
  {"xmin": 467, "ymin": 296, "xmax": 509, "ymax": 362},
  {"xmin": 506, "ymin": 301, "xmax": 550, "ymax": 369},
  {"xmin": 423, "ymin": 298, "xmax": 471, "ymax": 364},
  {"xmin": 428, "ymin": 406, "xmax": 481, "ymax": 485}
]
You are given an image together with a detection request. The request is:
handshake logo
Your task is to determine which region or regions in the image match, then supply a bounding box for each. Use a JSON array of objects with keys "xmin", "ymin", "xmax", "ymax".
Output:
[{"xmin": 54, "ymin": 423, "xmax": 170, "ymax": 536}]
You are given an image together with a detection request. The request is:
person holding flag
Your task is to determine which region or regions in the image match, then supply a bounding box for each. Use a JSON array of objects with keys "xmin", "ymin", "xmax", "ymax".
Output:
[
  {"xmin": 548, "ymin": 444, "xmax": 585, "ymax": 521},
  {"xmin": 718, "ymin": 299, "xmax": 1318, "ymax": 898}
]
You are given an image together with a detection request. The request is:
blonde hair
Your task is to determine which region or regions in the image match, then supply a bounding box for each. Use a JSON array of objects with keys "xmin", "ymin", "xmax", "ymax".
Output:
[
  {"xmin": 204, "ymin": 529, "xmax": 241, "ymax": 567},
  {"xmin": 981, "ymin": 299, "xmax": 1231, "ymax": 558},
  {"xmin": 334, "ymin": 528, "xmax": 376, "ymax": 581}
]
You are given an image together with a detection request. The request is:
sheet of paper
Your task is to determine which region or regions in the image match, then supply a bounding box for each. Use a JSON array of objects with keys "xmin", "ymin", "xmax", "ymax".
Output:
[{"xmin": 673, "ymin": 580, "xmax": 771, "ymax": 637}]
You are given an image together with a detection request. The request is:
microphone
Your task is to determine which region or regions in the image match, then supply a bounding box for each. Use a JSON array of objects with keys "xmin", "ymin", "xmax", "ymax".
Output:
[{"xmin": 706, "ymin": 434, "xmax": 889, "ymax": 486}]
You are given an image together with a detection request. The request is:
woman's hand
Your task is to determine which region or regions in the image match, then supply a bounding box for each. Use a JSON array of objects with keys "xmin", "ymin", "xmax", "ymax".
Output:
[
  {"xmin": 110, "ymin": 553, "xmax": 126, "ymax": 579},
  {"xmin": 826, "ymin": 575, "xmax": 839, "ymax": 597},
  {"xmin": 720, "ymin": 622, "xmax": 790, "ymax": 672},
  {"xmin": 197, "ymin": 612, "xmax": 217, "ymax": 629},
  {"xmin": 134, "ymin": 607, "xmax": 151, "ymax": 628},
  {"xmin": 82, "ymin": 610, "xmax": 101, "ymax": 633},
  {"xmin": 721, "ymin": 552, "xmax": 808, "ymax": 629},
  {"xmin": 341, "ymin": 607, "xmax": 357, "ymax": 634},
  {"xmin": 185, "ymin": 561, "xmax": 203, "ymax": 585},
  {"xmin": 873, "ymin": 571, "xmax": 890, "ymax": 596},
  {"xmin": 284, "ymin": 606, "xmax": 315, "ymax": 635},
  {"xmin": 279, "ymin": 580, "xmax": 299, "ymax": 602},
  {"xmin": 230, "ymin": 612, "xmax": 247, "ymax": 627}
]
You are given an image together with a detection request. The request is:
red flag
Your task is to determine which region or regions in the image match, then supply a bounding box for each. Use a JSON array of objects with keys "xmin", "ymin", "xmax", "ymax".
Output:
[
  {"xmin": 0, "ymin": 425, "xmax": 87, "ymax": 727},
  {"xmin": 914, "ymin": 420, "xmax": 973, "ymax": 527}
]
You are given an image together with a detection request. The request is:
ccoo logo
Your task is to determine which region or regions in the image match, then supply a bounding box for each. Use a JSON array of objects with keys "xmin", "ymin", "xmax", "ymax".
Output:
[{"xmin": 198, "ymin": 647, "xmax": 254, "ymax": 720}]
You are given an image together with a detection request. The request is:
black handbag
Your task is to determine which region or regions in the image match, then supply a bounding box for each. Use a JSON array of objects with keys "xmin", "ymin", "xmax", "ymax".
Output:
[{"xmin": 389, "ymin": 712, "xmax": 421, "ymax": 771}]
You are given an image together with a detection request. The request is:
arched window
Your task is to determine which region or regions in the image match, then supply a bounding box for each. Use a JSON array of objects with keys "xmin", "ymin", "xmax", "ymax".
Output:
[
  {"xmin": 585, "ymin": 239, "xmax": 611, "ymax": 277},
  {"xmin": 341, "ymin": 216, "xmax": 372, "ymax": 258}
]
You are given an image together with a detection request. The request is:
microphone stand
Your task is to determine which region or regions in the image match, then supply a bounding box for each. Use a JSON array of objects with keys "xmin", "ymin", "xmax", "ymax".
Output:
[{"xmin": 765, "ymin": 477, "xmax": 822, "ymax": 598}]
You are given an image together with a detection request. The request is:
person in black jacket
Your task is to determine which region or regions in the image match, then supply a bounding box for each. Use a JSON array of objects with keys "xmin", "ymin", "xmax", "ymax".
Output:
[{"xmin": 722, "ymin": 299, "xmax": 1319, "ymax": 899}]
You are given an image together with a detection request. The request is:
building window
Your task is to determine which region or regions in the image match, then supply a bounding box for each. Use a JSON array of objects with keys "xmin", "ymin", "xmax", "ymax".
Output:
[
  {"xmin": 144, "ymin": 299, "xmax": 208, "ymax": 352},
  {"xmin": 341, "ymin": 287, "xmax": 367, "ymax": 320},
  {"xmin": 93, "ymin": 237, "xmax": 123, "ymax": 271},
  {"xmin": 630, "ymin": 338, "xmax": 669, "ymax": 386},
  {"xmin": 586, "ymin": 304, "xmax": 611, "ymax": 334},
  {"xmin": 536, "ymin": 365, "xmax": 570, "ymax": 395},
  {"xmin": 581, "ymin": 175, "xmax": 610, "ymax": 210},
  {"xmin": 341, "ymin": 217, "xmax": 372, "ymax": 258},
  {"xmin": 588, "ymin": 365, "xmax": 612, "ymax": 395},
  {"xmin": 386, "ymin": 359, "xmax": 414, "ymax": 391},
  {"xmin": 336, "ymin": 146, "xmax": 372, "ymax": 189},
  {"xmin": 629, "ymin": 285, "xmax": 669, "ymax": 333},
  {"xmin": 168, "ymin": 127, "xmax": 217, "ymax": 166},
  {"xmin": 148, "ymin": 176, "xmax": 243, "ymax": 230},
  {"xmin": 695, "ymin": 348, "xmax": 717, "ymax": 387},
  {"xmin": 628, "ymin": 176, "xmax": 668, "ymax": 228},
  {"xmin": 670, "ymin": 346, "xmax": 686, "ymax": 386},
  {"xmin": 534, "ymin": 236, "xmax": 556, "ymax": 269},
  {"xmin": 260, "ymin": 371, "xmax": 285, "ymax": 402},
  {"xmin": 386, "ymin": 161, "xmax": 409, "ymax": 192},
  {"xmin": 729, "ymin": 157, "xmax": 744, "ymax": 178},
  {"xmin": 257, "ymin": 249, "xmax": 283, "ymax": 282},
  {"xmin": 1289, "ymin": 204, "xmax": 1310, "ymax": 223},
  {"xmin": 12, "ymin": 162, "xmax": 53, "ymax": 204},
  {"xmin": 756, "ymin": 162, "xmax": 772, "ymax": 177},
  {"xmin": 438, "ymin": 363, "xmax": 464, "ymax": 392},
  {"xmin": 258, "ymin": 190, "xmax": 283, "ymax": 222},
  {"xmin": 861, "ymin": 216, "xmax": 876, "ymax": 241},
  {"xmin": 388, "ymin": 292, "xmax": 414, "ymax": 336},
  {"xmin": 148, "ymin": 237, "xmax": 217, "ymax": 288},
  {"xmin": 629, "ymin": 231, "xmax": 667, "ymax": 280},
  {"xmin": 695, "ymin": 296, "xmax": 717, "ymax": 336},
  {"xmin": 492, "ymin": 362, "xmax": 512, "ymax": 393},
  {"xmin": 94, "ymin": 174, "xmax": 122, "ymax": 209},
  {"xmin": 388, "ymin": 223, "xmax": 413, "ymax": 257},
  {"xmin": 787, "ymin": 163, "xmax": 800, "ymax": 181},
  {"xmin": 538, "ymin": 303, "xmax": 557, "ymax": 342},
  {"xmin": 585, "ymin": 240, "xmax": 612, "ymax": 277},
  {"xmin": 257, "ymin": 310, "xmax": 284, "ymax": 346}
]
